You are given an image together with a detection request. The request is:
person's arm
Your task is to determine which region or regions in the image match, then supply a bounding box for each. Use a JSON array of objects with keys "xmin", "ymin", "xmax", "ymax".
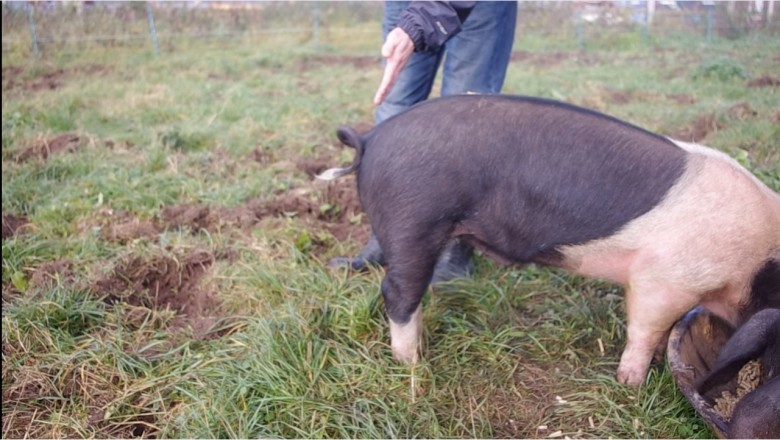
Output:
[
  {"xmin": 374, "ymin": 1, "xmax": 475, "ymax": 106},
  {"xmin": 397, "ymin": 1, "xmax": 474, "ymax": 52}
]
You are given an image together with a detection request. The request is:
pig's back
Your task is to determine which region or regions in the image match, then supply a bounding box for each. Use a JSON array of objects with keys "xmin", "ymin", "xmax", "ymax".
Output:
[{"xmin": 358, "ymin": 95, "xmax": 689, "ymax": 254}]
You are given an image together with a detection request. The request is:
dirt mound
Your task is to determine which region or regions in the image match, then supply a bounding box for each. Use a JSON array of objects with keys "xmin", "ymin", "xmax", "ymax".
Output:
[
  {"xmin": 162, "ymin": 179, "xmax": 364, "ymax": 238},
  {"xmin": 77, "ymin": 209, "xmax": 161, "ymax": 244},
  {"xmin": 667, "ymin": 94, "xmax": 696, "ymax": 105},
  {"xmin": 259, "ymin": 179, "xmax": 362, "ymax": 224},
  {"xmin": 161, "ymin": 203, "xmax": 260, "ymax": 232},
  {"xmin": 30, "ymin": 259, "xmax": 75, "ymax": 289},
  {"xmin": 671, "ymin": 102, "xmax": 757, "ymax": 142},
  {"xmin": 103, "ymin": 217, "xmax": 161, "ymax": 244},
  {"xmin": 94, "ymin": 250, "xmax": 226, "ymax": 339},
  {"xmin": 3, "ymin": 64, "xmax": 112, "ymax": 93},
  {"xmin": 747, "ymin": 75, "xmax": 780, "ymax": 87},
  {"xmin": 726, "ymin": 101, "xmax": 757, "ymax": 120},
  {"xmin": 2, "ymin": 213, "xmax": 30, "ymax": 239},
  {"xmin": 16, "ymin": 133, "xmax": 81, "ymax": 162}
]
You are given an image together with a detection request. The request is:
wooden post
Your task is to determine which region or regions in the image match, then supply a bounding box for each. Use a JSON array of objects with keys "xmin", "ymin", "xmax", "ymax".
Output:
[
  {"xmin": 646, "ymin": 0, "xmax": 656, "ymax": 27},
  {"xmin": 26, "ymin": 1, "xmax": 40, "ymax": 58},
  {"xmin": 146, "ymin": 2, "xmax": 160, "ymax": 56}
]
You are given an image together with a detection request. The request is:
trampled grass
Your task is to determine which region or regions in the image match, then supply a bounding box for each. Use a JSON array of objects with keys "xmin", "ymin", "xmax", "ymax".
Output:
[{"xmin": 3, "ymin": 12, "xmax": 779, "ymax": 439}]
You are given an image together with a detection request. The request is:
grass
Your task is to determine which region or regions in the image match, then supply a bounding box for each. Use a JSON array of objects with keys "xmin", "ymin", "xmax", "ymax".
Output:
[{"xmin": 3, "ymin": 7, "xmax": 780, "ymax": 439}]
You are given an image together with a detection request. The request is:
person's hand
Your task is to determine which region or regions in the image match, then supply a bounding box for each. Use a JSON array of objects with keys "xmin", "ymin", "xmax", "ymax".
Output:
[{"xmin": 373, "ymin": 27, "xmax": 415, "ymax": 106}]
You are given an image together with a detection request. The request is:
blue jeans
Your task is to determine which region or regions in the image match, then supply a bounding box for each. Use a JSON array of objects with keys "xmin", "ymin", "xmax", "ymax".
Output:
[{"xmin": 376, "ymin": 1, "xmax": 518, "ymax": 123}]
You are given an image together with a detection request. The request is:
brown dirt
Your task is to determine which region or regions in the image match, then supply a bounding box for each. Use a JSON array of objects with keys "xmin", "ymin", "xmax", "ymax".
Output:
[
  {"xmin": 94, "ymin": 250, "xmax": 214, "ymax": 314},
  {"xmin": 2, "ymin": 64, "xmax": 112, "ymax": 93},
  {"xmin": 15, "ymin": 133, "xmax": 82, "ymax": 162},
  {"xmin": 726, "ymin": 101, "xmax": 757, "ymax": 120},
  {"xmin": 673, "ymin": 113, "xmax": 722, "ymax": 142},
  {"xmin": 30, "ymin": 259, "xmax": 75, "ymax": 290},
  {"xmin": 103, "ymin": 217, "xmax": 162, "ymax": 244},
  {"xmin": 93, "ymin": 249, "xmax": 220, "ymax": 340},
  {"xmin": 485, "ymin": 364, "xmax": 562, "ymax": 438},
  {"xmin": 747, "ymin": 75, "xmax": 780, "ymax": 88},
  {"xmin": 77, "ymin": 209, "xmax": 161, "ymax": 244},
  {"xmin": 2, "ymin": 213, "xmax": 30, "ymax": 239},
  {"xmin": 160, "ymin": 177, "xmax": 366, "ymax": 251},
  {"xmin": 666, "ymin": 93, "xmax": 696, "ymax": 105},
  {"xmin": 670, "ymin": 102, "xmax": 757, "ymax": 142}
]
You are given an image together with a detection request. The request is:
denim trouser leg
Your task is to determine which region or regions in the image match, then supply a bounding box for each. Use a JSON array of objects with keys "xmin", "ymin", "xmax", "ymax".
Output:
[
  {"xmin": 375, "ymin": 1, "xmax": 443, "ymax": 124},
  {"xmin": 441, "ymin": 1, "xmax": 517, "ymax": 96},
  {"xmin": 375, "ymin": 1, "xmax": 517, "ymax": 123}
]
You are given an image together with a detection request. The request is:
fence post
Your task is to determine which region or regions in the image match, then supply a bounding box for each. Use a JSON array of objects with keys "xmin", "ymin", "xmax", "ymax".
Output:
[
  {"xmin": 146, "ymin": 2, "xmax": 160, "ymax": 56},
  {"xmin": 311, "ymin": 2, "xmax": 321, "ymax": 48},
  {"xmin": 575, "ymin": 8, "xmax": 585, "ymax": 50},
  {"xmin": 26, "ymin": 1, "xmax": 40, "ymax": 58}
]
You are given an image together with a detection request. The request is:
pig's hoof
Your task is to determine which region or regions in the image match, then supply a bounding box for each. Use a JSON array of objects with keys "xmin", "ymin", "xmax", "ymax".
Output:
[
  {"xmin": 392, "ymin": 345, "xmax": 419, "ymax": 365},
  {"xmin": 431, "ymin": 240, "xmax": 474, "ymax": 285},
  {"xmin": 616, "ymin": 366, "xmax": 646, "ymax": 386},
  {"xmin": 327, "ymin": 256, "xmax": 374, "ymax": 272}
]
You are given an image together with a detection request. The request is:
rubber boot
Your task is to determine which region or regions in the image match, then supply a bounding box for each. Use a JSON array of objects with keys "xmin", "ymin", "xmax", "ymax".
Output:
[
  {"xmin": 328, "ymin": 232, "xmax": 385, "ymax": 271},
  {"xmin": 430, "ymin": 239, "xmax": 474, "ymax": 285}
]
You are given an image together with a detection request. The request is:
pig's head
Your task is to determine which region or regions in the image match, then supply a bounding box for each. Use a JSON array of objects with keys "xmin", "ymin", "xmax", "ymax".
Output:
[{"xmin": 696, "ymin": 307, "xmax": 780, "ymax": 439}]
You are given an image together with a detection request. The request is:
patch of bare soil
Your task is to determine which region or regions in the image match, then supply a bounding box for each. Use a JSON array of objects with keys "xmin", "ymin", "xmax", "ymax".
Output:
[
  {"xmin": 104, "ymin": 217, "xmax": 161, "ymax": 244},
  {"xmin": 671, "ymin": 102, "xmax": 757, "ymax": 142},
  {"xmin": 486, "ymin": 364, "xmax": 562, "ymax": 439},
  {"xmin": 2, "ymin": 213, "xmax": 30, "ymax": 239},
  {"xmin": 30, "ymin": 259, "xmax": 75, "ymax": 290},
  {"xmin": 747, "ymin": 75, "xmax": 780, "ymax": 87},
  {"xmin": 672, "ymin": 113, "xmax": 722, "ymax": 142},
  {"xmin": 161, "ymin": 177, "xmax": 367, "ymax": 253},
  {"xmin": 667, "ymin": 93, "xmax": 696, "ymax": 105},
  {"xmin": 726, "ymin": 101, "xmax": 757, "ymax": 120},
  {"xmin": 93, "ymin": 249, "xmax": 220, "ymax": 340},
  {"xmin": 15, "ymin": 133, "xmax": 81, "ymax": 162},
  {"xmin": 77, "ymin": 209, "xmax": 161, "ymax": 244},
  {"xmin": 3, "ymin": 355, "xmax": 157, "ymax": 439},
  {"xmin": 2, "ymin": 64, "xmax": 112, "ymax": 93}
]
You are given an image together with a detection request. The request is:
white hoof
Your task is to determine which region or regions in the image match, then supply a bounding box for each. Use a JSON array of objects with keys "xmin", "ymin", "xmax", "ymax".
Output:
[{"xmin": 389, "ymin": 304, "xmax": 423, "ymax": 364}]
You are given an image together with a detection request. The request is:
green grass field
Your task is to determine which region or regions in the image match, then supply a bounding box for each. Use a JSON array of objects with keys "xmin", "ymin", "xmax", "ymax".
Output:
[{"xmin": 3, "ymin": 16, "xmax": 779, "ymax": 439}]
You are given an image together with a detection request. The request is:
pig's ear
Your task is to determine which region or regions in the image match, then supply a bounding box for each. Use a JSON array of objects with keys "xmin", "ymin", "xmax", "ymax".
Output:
[
  {"xmin": 696, "ymin": 308, "xmax": 780, "ymax": 396},
  {"xmin": 728, "ymin": 376, "xmax": 780, "ymax": 439}
]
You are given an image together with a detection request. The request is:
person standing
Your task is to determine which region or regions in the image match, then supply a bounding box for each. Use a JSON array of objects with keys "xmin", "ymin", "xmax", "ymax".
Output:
[{"xmin": 331, "ymin": 1, "xmax": 518, "ymax": 283}]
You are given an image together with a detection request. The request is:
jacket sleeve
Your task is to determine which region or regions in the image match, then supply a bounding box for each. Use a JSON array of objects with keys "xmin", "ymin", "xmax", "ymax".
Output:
[{"xmin": 396, "ymin": 1, "xmax": 476, "ymax": 52}]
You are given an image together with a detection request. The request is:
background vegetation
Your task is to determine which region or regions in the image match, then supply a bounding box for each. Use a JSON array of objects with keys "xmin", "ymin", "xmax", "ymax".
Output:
[{"xmin": 3, "ymin": 2, "xmax": 779, "ymax": 438}]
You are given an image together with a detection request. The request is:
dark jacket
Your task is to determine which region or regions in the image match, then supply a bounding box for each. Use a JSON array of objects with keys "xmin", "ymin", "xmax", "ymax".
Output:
[{"xmin": 396, "ymin": 1, "xmax": 476, "ymax": 52}]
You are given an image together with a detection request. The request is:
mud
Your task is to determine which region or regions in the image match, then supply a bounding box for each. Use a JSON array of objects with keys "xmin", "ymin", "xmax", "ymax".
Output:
[
  {"xmin": 30, "ymin": 259, "xmax": 75, "ymax": 289},
  {"xmin": 2, "ymin": 64, "xmax": 112, "ymax": 93},
  {"xmin": 671, "ymin": 102, "xmax": 757, "ymax": 142},
  {"xmin": 747, "ymin": 75, "xmax": 780, "ymax": 88},
  {"xmin": 2, "ymin": 213, "xmax": 30, "ymax": 239},
  {"xmin": 15, "ymin": 133, "xmax": 82, "ymax": 162}
]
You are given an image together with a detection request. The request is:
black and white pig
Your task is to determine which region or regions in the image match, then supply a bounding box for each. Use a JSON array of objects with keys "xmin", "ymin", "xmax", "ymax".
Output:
[{"xmin": 318, "ymin": 95, "xmax": 780, "ymax": 385}]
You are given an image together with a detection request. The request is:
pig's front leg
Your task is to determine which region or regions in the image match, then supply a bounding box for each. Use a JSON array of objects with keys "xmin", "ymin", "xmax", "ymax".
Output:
[{"xmin": 617, "ymin": 280, "xmax": 698, "ymax": 385}]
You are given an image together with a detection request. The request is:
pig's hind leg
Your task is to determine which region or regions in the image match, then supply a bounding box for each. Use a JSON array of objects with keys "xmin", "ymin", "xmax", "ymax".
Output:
[{"xmin": 379, "ymin": 230, "xmax": 448, "ymax": 364}]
